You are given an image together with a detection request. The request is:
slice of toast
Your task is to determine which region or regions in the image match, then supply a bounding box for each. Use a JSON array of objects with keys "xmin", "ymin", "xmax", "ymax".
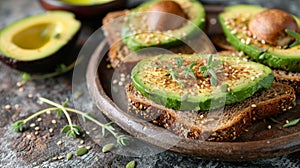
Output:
[
  {"xmin": 102, "ymin": 10, "xmax": 198, "ymax": 68},
  {"xmin": 125, "ymin": 82, "xmax": 296, "ymax": 142}
]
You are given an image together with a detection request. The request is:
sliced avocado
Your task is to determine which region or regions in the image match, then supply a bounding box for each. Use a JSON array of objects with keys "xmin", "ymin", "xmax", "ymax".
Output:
[
  {"xmin": 219, "ymin": 5, "xmax": 300, "ymax": 72},
  {"xmin": 131, "ymin": 54, "xmax": 274, "ymax": 111},
  {"xmin": 121, "ymin": 0, "xmax": 206, "ymax": 51},
  {"xmin": 0, "ymin": 11, "xmax": 81, "ymax": 72}
]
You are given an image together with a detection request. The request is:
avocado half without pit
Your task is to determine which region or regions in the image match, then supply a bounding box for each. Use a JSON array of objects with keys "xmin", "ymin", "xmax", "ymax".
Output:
[
  {"xmin": 0, "ymin": 11, "xmax": 81, "ymax": 73},
  {"xmin": 121, "ymin": 0, "xmax": 206, "ymax": 51}
]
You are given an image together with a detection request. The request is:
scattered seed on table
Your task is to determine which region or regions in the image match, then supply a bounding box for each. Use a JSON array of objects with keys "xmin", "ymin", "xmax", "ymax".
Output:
[
  {"xmin": 57, "ymin": 140, "xmax": 62, "ymax": 146},
  {"xmin": 14, "ymin": 104, "xmax": 21, "ymax": 109},
  {"xmin": 18, "ymin": 87, "xmax": 24, "ymax": 92},
  {"xmin": 30, "ymin": 123, "xmax": 36, "ymax": 128},
  {"xmin": 52, "ymin": 120, "xmax": 57, "ymax": 124},
  {"xmin": 4, "ymin": 105, "xmax": 11, "ymax": 110},
  {"xmin": 37, "ymin": 118, "xmax": 42, "ymax": 122},
  {"xmin": 49, "ymin": 128, "xmax": 54, "ymax": 133}
]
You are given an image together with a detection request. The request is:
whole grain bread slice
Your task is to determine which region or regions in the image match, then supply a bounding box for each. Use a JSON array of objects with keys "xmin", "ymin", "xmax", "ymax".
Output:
[{"xmin": 125, "ymin": 82, "xmax": 296, "ymax": 142}]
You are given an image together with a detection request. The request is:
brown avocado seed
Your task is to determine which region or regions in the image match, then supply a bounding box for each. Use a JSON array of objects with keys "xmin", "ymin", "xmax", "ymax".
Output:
[
  {"xmin": 147, "ymin": 0, "xmax": 187, "ymax": 31},
  {"xmin": 248, "ymin": 9, "xmax": 299, "ymax": 47}
]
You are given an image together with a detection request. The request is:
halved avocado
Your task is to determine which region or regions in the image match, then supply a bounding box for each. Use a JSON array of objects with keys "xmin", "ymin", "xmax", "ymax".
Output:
[
  {"xmin": 121, "ymin": 0, "xmax": 206, "ymax": 51},
  {"xmin": 219, "ymin": 5, "xmax": 300, "ymax": 72},
  {"xmin": 131, "ymin": 54, "xmax": 274, "ymax": 111},
  {"xmin": 0, "ymin": 11, "xmax": 81, "ymax": 73}
]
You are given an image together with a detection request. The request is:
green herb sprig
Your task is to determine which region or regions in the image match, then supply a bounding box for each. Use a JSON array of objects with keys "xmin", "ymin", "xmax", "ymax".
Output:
[
  {"xmin": 199, "ymin": 55, "xmax": 222, "ymax": 86},
  {"xmin": 165, "ymin": 57, "xmax": 196, "ymax": 86},
  {"xmin": 285, "ymin": 29, "xmax": 300, "ymax": 48},
  {"xmin": 283, "ymin": 118, "xmax": 300, "ymax": 128},
  {"xmin": 12, "ymin": 97, "xmax": 129, "ymax": 146}
]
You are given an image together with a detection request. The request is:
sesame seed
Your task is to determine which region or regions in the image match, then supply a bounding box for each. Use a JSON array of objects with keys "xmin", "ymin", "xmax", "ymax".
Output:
[
  {"xmin": 30, "ymin": 123, "xmax": 36, "ymax": 127},
  {"xmin": 27, "ymin": 93, "xmax": 33, "ymax": 98},
  {"xmin": 80, "ymin": 140, "xmax": 85, "ymax": 144},
  {"xmin": 46, "ymin": 110, "xmax": 51, "ymax": 115},
  {"xmin": 18, "ymin": 87, "xmax": 24, "ymax": 92},
  {"xmin": 57, "ymin": 140, "xmax": 62, "ymax": 146},
  {"xmin": 112, "ymin": 79, "xmax": 118, "ymax": 84},
  {"xmin": 52, "ymin": 120, "xmax": 57, "ymax": 124},
  {"xmin": 4, "ymin": 104, "xmax": 11, "ymax": 110},
  {"xmin": 49, "ymin": 128, "xmax": 54, "ymax": 133},
  {"xmin": 261, "ymin": 40, "xmax": 266, "ymax": 44},
  {"xmin": 26, "ymin": 134, "xmax": 32, "ymax": 139},
  {"xmin": 14, "ymin": 104, "xmax": 20, "ymax": 109},
  {"xmin": 57, "ymin": 156, "xmax": 64, "ymax": 160},
  {"xmin": 86, "ymin": 146, "xmax": 91, "ymax": 150},
  {"xmin": 35, "ymin": 131, "xmax": 39, "ymax": 135},
  {"xmin": 251, "ymin": 104, "xmax": 257, "ymax": 108},
  {"xmin": 286, "ymin": 120, "xmax": 289, "ymax": 124},
  {"xmin": 52, "ymin": 157, "xmax": 58, "ymax": 161},
  {"xmin": 16, "ymin": 82, "xmax": 23, "ymax": 87},
  {"xmin": 35, "ymin": 127, "xmax": 40, "ymax": 131},
  {"xmin": 267, "ymin": 125, "xmax": 272, "ymax": 129},
  {"xmin": 37, "ymin": 118, "xmax": 42, "ymax": 122},
  {"xmin": 86, "ymin": 131, "xmax": 90, "ymax": 135}
]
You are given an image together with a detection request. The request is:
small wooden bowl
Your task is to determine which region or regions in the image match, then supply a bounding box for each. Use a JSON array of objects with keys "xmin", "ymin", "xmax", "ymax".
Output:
[{"xmin": 39, "ymin": 0, "xmax": 127, "ymax": 18}]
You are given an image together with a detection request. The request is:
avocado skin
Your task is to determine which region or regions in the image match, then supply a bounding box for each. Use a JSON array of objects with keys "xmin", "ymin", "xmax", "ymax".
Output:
[
  {"xmin": 122, "ymin": 0, "xmax": 206, "ymax": 51},
  {"xmin": 0, "ymin": 29, "xmax": 80, "ymax": 73},
  {"xmin": 219, "ymin": 5, "xmax": 300, "ymax": 72},
  {"xmin": 131, "ymin": 54, "xmax": 274, "ymax": 111}
]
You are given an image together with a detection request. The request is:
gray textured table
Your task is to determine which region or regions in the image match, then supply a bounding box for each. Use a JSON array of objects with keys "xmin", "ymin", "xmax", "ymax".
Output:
[{"xmin": 0, "ymin": 0, "xmax": 300, "ymax": 167}]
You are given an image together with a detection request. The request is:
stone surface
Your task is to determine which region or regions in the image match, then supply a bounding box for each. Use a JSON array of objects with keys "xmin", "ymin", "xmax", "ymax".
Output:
[{"xmin": 0, "ymin": 0, "xmax": 300, "ymax": 168}]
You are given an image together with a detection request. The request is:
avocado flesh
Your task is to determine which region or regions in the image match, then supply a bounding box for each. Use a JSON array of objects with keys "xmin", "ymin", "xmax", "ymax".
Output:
[
  {"xmin": 131, "ymin": 54, "xmax": 274, "ymax": 111},
  {"xmin": 219, "ymin": 4, "xmax": 300, "ymax": 72},
  {"xmin": 121, "ymin": 0, "xmax": 206, "ymax": 51},
  {"xmin": 0, "ymin": 11, "xmax": 81, "ymax": 72}
]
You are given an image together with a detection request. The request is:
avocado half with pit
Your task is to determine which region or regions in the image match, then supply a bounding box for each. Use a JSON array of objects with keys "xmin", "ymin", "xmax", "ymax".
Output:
[
  {"xmin": 121, "ymin": 0, "xmax": 206, "ymax": 51},
  {"xmin": 0, "ymin": 11, "xmax": 81, "ymax": 73},
  {"xmin": 219, "ymin": 5, "xmax": 300, "ymax": 72},
  {"xmin": 131, "ymin": 54, "xmax": 274, "ymax": 111}
]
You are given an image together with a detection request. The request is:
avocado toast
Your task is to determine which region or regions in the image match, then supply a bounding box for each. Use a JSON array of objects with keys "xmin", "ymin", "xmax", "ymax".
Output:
[
  {"xmin": 125, "ymin": 54, "xmax": 296, "ymax": 141},
  {"xmin": 102, "ymin": 0, "xmax": 207, "ymax": 69},
  {"xmin": 219, "ymin": 4, "xmax": 300, "ymax": 94}
]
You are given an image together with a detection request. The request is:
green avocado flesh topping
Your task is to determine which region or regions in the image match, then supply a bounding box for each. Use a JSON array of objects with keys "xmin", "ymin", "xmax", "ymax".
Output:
[
  {"xmin": 121, "ymin": 0, "xmax": 206, "ymax": 51},
  {"xmin": 0, "ymin": 11, "xmax": 81, "ymax": 61},
  {"xmin": 219, "ymin": 4, "xmax": 300, "ymax": 72},
  {"xmin": 131, "ymin": 54, "xmax": 274, "ymax": 111}
]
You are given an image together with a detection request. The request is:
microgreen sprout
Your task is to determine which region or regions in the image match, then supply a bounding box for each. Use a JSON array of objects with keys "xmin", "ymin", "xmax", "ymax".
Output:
[
  {"xmin": 199, "ymin": 55, "xmax": 222, "ymax": 86},
  {"xmin": 12, "ymin": 97, "xmax": 129, "ymax": 146},
  {"xmin": 285, "ymin": 29, "xmax": 300, "ymax": 48},
  {"xmin": 283, "ymin": 118, "xmax": 300, "ymax": 128}
]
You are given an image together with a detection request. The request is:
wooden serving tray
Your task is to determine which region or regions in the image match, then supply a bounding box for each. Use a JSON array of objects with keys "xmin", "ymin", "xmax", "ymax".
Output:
[{"xmin": 85, "ymin": 6, "xmax": 300, "ymax": 161}]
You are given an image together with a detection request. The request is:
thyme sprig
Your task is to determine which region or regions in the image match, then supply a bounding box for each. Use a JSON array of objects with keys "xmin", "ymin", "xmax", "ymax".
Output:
[
  {"xmin": 283, "ymin": 118, "xmax": 300, "ymax": 128},
  {"xmin": 12, "ymin": 97, "xmax": 129, "ymax": 146},
  {"xmin": 199, "ymin": 55, "xmax": 222, "ymax": 86},
  {"xmin": 20, "ymin": 62, "xmax": 76, "ymax": 84},
  {"xmin": 165, "ymin": 57, "xmax": 196, "ymax": 86},
  {"xmin": 285, "ymin": 29, "xmax": 300, "ymax": 48}
]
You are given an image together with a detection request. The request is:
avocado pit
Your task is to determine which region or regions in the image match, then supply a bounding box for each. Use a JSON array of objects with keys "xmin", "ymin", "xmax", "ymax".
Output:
[
  {"xmin": 146, "ymin": 0, "xmax": 187, "ymax": 31},
  {"xmin": 248, "ymin": 9, "xmax": 299, "ymax": 47}
]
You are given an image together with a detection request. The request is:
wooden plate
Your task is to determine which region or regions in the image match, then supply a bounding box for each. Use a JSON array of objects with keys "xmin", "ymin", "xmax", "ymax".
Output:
[
  {"xmin": 86, "ymin": 6, "xmax": 300, "ymax": 161},
  {"xmin": 86, "ymin": 40, "xmax": 300, "ymax": 161}
]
